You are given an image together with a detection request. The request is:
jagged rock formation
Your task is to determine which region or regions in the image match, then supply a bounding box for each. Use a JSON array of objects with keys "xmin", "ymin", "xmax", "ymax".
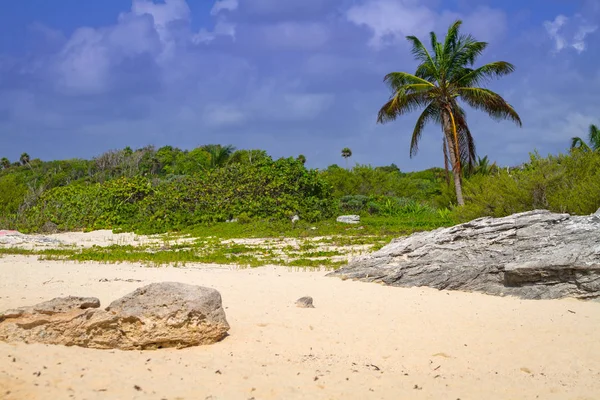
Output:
[
  {"xmin": 329, "ymin": 210, "xmax": 600, "ymax": 300},
  {"xmin": 0, "ymin": 282, "xmax": 230, "ymax": 349}
]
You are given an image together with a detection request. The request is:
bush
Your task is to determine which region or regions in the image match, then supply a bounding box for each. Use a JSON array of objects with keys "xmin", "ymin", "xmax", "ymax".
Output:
[
  {"xmin": 455, "ymin": 150, "xmax": 600, "ymax": 221},
  {"xmin": 18, "ymin": 157, "xmax": 335, "ymax": 233}
]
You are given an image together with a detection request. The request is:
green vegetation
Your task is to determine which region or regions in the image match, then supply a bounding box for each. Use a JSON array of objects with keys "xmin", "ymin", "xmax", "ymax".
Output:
[
  {"xmin": 1, "ymin": 140, "xmax": 599, "ymax": 240},
  {"xmin": 571, "ymin": 124, "xmax": 600, "ymax": 152},
  {"xmin": 376, "ymin": 20, "xmax": 521, "ymax": 206}
]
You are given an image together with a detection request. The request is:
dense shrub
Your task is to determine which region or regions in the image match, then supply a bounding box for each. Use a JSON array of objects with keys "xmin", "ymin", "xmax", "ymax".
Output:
[
  {"xmin": 18, "ymin": 157, "xmax": 334, "ymax": 233},
  {"xmin": 320, "ymin": 164, "xmax": 444, "ymax": 202},
  {"xmin": 456, "ymin": 150, "xmax": 600, "ymax": 221}
]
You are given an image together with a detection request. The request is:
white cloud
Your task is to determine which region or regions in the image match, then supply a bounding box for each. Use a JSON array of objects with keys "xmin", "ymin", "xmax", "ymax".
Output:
[
  {"xmin": 544, "ymin": 14, "xmax": 598, "ymax": 53},
  {"xmin": 346, "ymin": 0, "xmax": 435, "ymax": 49},
  {"xmin": 53, "ymin": 0, "xmax": 241, "ymax": 93},
  {"xmin": 346, "ymin": 0, "xmax": 506, "ymax": 49},
  {"xmin": 211, "ymin": 0, "xmax": 238, "ymax": 15},
  {"xmin": 55, "ymin": 14, "xmax": 162, "ymax": 94},
  {"xmin": 131, "ymin": 0, "xmax": 190, "ymax": 28},
  {"xmin": 193, "ymin": 19, "xmax": 236, "ymax": 44},
  {"xmin": 193, "ymin": 0, "xmax": 238, "ymax": 44}
]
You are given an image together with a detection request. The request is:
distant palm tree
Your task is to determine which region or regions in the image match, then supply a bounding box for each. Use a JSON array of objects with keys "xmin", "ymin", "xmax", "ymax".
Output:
[
  {"xmin": 376, "ymin": 20, "xmax": 521, "ymax": 206},
  {"xmin": 202, "ymin": 144, "xmax": 236, "ymax": 168},
  {"xmin": 297, "ymin": 154, "xmax": 306, "ymax": 165},
  {"xmin": 1, "ymin": 157, "xmax": 10, "ymax": 169},
  {"xmin": 20, "ymin": 152, "xmax": 30, "ymax": 166},
  {"xmin": 571, "ymin": 124, "xmax": 600, "ymax": 152},
  {"xmin": 341, "ymin": 147, "xmax": 352, "ymax": 168}
]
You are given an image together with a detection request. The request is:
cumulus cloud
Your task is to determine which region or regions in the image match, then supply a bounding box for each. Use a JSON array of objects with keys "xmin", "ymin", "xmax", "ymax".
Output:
[
  {"xmin": 193, "ymin": 0, "xmax": 238, "ymax": 44},
  {"xmin": 56, "ymin": 16, "xmax": 162, "ymax": 94},
  {"xmin": 211, "ymin": 0, "xmax": 238, "ymax": 15},
  {"xmin": 346, "ymin": 0, "xmax": 435, "ymax": 49},
  {"xmin": 346, "ymin": 0, "xmax": 506, "ymax": 49},
  {"xmin": 193, "ymin": 19, "xmax": 236, "ymax": 44},
  {"xmin": 544, "ymin": 14, "xmax": 598, "ymax": 53}
]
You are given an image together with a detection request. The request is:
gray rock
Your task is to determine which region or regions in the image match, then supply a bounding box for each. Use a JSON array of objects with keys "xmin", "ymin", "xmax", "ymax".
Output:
[
  {"xmin": 40, "ymin": 221, "xmax": 59, "ymax": 234},
  {"xmin": 0, "ymin": 282, "xmax": 230, "ymax": 350},
  {"xmin": 595, "ymin": 208, "xmax": 600, "ymax": 216},
  {"xmin": 295, "ymin": 296, "xmax": 314, "ymax": 308},
  {"xmin": 337, "ymin": 215, "xmax": 360, "ymax": 224},
  {"xmin": 0, "ymin": 297, "xmax": 100, "ymax": 321},
  {"xmin": 291, "ymin": 215, "xmax": 300, "ymax": 224},
  {"xmin": 328, "ymin": 210, "xmax": 600, "ymax": 300}
]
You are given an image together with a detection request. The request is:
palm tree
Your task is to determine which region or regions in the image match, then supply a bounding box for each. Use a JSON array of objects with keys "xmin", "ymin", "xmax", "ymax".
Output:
[
  {"xmin": 1, "ymin": 157, "xmax": 10, "ymax": 169},
  {"xmin": 202, "ymin": 144, "xmax": 236, "ymax": 168},
  {"xmin": 20, "ymin": 152, "xmax": 30, "ymax": 166},
  {"xmin": 571, "ymin": 124, "xmax": 600, "ymax": 152},
  {"xmin": 341, "ymin": 147, "xmax": 352, "ymax": 168},
  {"xmin": 376, "ymin": 20, "xmax": 522, "ymax": 205},
  {"xmin": 297, "ymin": 154, "xmax": 307, "ymax": 165}
]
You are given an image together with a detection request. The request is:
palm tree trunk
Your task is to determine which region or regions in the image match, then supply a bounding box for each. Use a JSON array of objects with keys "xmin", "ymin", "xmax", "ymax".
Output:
[{"xmin": 442, "ymin": 113, "xmax": 465, "ymax": 206}]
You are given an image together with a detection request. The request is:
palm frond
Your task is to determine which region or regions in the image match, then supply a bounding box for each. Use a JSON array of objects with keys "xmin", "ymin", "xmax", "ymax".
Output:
[
  {"xmin": 443, "ymin": 20, "xmax": 462, "ymax": 56},
  {"xmin": 452, "ymin": 102, "xmax": 477, "ymax": 169},
  {"xmin": 458, "ymin": 87, "xmax": 522, "ymax": 126},
  {"xmin": 406, "ymin": 35, "xmax": 437, "ymax": 69},
  {"xmin": 383, "ymin": 72, "xmax": 435, "ymax": 91},
  {"xmin": 571, "ymin": 136, "xmax": 591, "ymax": 151},
  {"xmin": 410, "ymin": 102, "xmax": 439, "ymax": 157},
  {"xmin": 589, "ymin": 124, "xmax": 600, "ymax": 151},
  {"xmin": 456, "ymin": 61, "xmax": 515, "ymax": 87},
  {"xmin": 377, "ymin": 91, "xmax": 431, "ymax": 124}
]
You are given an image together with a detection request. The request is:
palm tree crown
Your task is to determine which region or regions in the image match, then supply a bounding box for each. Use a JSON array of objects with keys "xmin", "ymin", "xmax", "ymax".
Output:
[
  {"xmin": 201, "ymin": 144, "xmax": 236, "ymax": 168},
  {"xmin": 20, "ymin": 152, "xmax": 30, "ymax": 166},
  {"xmin": 571, "ymin": 124, "xmax": 600, "ymax": 152},
  {"xmin": 341, "ymin": 147, "xmax": 352, "ymax": 168},
  {"xmin": 377, "ymin": 20, "xmax": 521, "ymax": 205},
  {"xmin": 1, "ymin": 157, "xmax": 10, "ymax": 169}
]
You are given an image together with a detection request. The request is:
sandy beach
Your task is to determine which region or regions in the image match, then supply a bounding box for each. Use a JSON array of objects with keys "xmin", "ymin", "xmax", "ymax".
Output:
[{"xmin": 1, "ymin": 250, "xmax": 600, "ymax": 399}]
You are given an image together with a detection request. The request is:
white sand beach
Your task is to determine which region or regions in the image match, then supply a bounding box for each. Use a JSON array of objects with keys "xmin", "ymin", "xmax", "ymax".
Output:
[{"xmin": 1, "ymin": 248, "xmax": 599, "ymax": 399}]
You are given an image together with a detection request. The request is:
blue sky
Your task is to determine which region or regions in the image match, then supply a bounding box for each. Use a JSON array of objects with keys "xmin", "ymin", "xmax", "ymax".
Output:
[{"xmin": 0, "ymin": 0, "xmax": 598, "ymax": 170}]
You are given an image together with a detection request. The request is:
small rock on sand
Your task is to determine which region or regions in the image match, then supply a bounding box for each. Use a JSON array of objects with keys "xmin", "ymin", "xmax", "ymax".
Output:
[{"xmin": 296, "ymin": 296, "xmax": 314, "ymax": 308}]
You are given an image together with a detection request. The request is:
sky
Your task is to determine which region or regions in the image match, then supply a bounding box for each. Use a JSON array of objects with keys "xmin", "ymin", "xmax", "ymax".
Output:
[{"xmin": 0, "ymin": 0, "xmax": 599, "ymax": 171}]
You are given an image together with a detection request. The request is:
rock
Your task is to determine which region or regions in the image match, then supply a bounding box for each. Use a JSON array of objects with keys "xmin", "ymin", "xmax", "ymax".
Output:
[
  {"xmin": 595, "ymin": 208, "xmax": 600, "ymax": 216},
  {"xmin": 291, "ymin": 215, "xmax": 300, "ymax": 224},
  {"xmin": 0, "ymin": 282, "xmax": 230, "ymax": 350},
  {"xmin": 328, "ymin": 210, "xmax": 600, "ymax": 300},
  {"xmin": 295, "ymin": 296, "xmax": 314, "ymax": 308},
  {"xmin": 337, "ymin": 215, "xmax": 360, "ymax": 224},
  {"xmin": 40, "ymin": 221, "xmax": 59, "ymax": 234},
  {"xmin": 0, "ymin": 297, "xmax": 100, "ymax": 320}
]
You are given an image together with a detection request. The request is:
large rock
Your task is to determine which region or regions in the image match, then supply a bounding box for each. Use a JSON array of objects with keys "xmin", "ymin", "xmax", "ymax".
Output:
[
  {"xmin": 337, "ymin": 215, "xmax": 360, "ymax": 224},
  {"xmin": 328, "ymin": 210, "xmax": 600, "ymax": 300},
  {"xmin": 0, "ymin": 282, "xmax": 230, "ymax": 350}
]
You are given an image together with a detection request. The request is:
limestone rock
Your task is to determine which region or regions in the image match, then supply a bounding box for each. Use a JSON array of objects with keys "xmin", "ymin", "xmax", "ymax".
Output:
[
  {"xmin": 0, "ymin": 296, "xmax": 100, "ymax": 320},
  {"xmin": 329, "ymin": 210, "xmax": 600, "ymax": 300},
  {"xmin": 295, "ymin": 296, "xmax": 314, "ymax": 308},
  {"xmin": 337, "ymin": 215, "xmax": 360, "ymax": 224},
  {"xmin": 0, "ymin": 282, "xmax": 230, "ymax": 350},
  {"xmin": 40, "ymin": 221, "xmax": 59, "ymax": 234}
]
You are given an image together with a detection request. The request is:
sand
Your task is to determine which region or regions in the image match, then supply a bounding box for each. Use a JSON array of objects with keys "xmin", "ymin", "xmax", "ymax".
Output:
[{"xmin": 1, "ymin": 249, "xmax": 599, "ymax": 399}]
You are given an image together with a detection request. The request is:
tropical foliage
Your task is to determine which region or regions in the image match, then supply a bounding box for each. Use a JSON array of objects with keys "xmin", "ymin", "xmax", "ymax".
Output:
[
  {"xmin": 376, "ymin": 20, "xmax": 521, "ymax": 205},
  {"xmin": 571, "ymin": 124, "xmax": 600, "ymax": 152}
]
